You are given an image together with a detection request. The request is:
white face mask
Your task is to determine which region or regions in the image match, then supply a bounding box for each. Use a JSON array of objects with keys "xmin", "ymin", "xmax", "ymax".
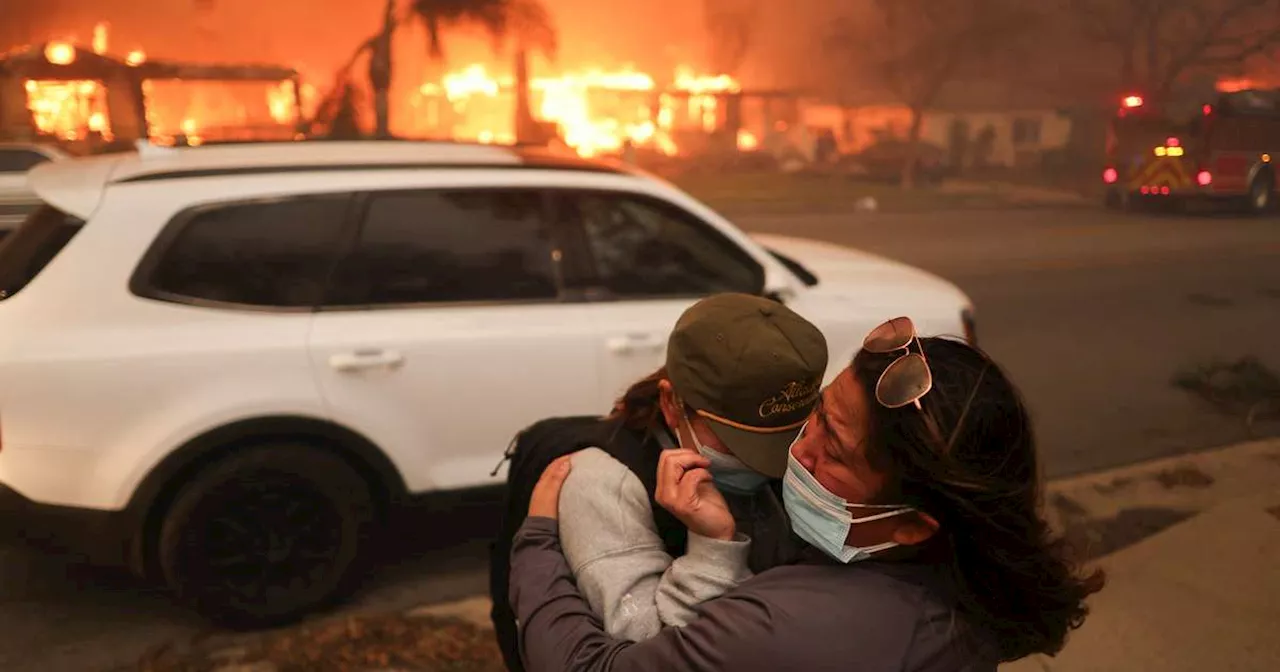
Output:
[
  {"xmin": 679, "ymin": 411, "xmax": 770, "ymax": 495},
  {"xmin": 781, "ymin": 426, "xmax": 916, "ymax": 563}
]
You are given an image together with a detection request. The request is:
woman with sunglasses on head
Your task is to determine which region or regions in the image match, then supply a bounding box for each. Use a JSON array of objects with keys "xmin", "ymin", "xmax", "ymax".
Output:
[{"xmin": 511, "ymin": 317, "xmax": 1104, "ymax": 672}]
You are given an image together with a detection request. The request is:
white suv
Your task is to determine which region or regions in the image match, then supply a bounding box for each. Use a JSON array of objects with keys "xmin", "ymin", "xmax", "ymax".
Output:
[{"xmin": 0, "ymin": 141, "xmax": 975, "ymax": 625}]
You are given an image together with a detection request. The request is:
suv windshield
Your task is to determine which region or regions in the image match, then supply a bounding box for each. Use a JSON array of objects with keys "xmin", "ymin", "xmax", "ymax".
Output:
[{"xmin": 0, "ymin": 204, "xmax": 85, "ymax": 300}]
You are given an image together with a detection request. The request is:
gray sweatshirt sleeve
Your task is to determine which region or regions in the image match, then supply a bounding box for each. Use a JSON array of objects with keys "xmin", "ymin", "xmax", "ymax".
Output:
[
  {"xmin": 558, "ymin": 448, "xmax": 753, "ymax": 641},
  {"xmin": 511, "ymin": 517, "xmax": 776, "ymax": 672}
]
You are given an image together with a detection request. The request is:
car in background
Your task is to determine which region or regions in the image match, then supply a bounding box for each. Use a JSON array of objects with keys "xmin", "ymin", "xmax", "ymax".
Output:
[
  {"xmin": 0, "ymin": 140, "xmax": 976, "ymax": 627},
  {"xmin": 843, "ymin": 138, "xmax": 949, "ymax": 185},
  {"xmin": 0, "ymin": 143, "xmax": 68, "ymax": 241}
]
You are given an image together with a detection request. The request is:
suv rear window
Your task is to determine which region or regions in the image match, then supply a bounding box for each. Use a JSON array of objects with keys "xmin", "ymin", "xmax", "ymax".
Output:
[
  {"xmin": 0, "ymin": 204, "xmax": 85, "ymax": 301},
  {"xmin": 136, "ymin": 196, "xmax": 350, "ymax": 309}
]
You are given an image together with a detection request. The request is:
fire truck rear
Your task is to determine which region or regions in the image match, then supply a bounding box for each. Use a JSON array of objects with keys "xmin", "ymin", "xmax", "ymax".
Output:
[{"xmin": 1104, "ymin": 90, "xmax": 1280, "ymax": 213}]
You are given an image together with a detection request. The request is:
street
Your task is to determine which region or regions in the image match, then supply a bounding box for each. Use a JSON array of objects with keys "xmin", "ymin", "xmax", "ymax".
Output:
[
  {"xmin": 737, "ymin": 206, "xmax": 1280, "ymax": 477},
  {"xmin": 2, "ymin": 205, "xmax": 1278, "ymax": 671}
]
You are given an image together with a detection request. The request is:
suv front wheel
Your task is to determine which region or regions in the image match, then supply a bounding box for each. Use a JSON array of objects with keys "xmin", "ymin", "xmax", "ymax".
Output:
[{"xmin": 157, "ymin": 443, "xmax": 375, "ymax": 628}]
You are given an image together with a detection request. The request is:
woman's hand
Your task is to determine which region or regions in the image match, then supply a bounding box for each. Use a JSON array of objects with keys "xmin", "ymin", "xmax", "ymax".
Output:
[
  {"xmin": 655, "ymin": 450, "xmax": 736, "ymax": 541},
  {"xmin": 528, "ymin": 455, "xmax": 573, "ymax": 520}
]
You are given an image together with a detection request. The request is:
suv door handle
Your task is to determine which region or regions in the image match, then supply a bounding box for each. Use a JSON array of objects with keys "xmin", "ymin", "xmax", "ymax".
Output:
[
  {"xmin": 329, "ymin": 349, "xmax": 405, "ymax": 372},
  {"xmin": 606, "ymin": 334, "xmax": 666, "ymax": 355}
]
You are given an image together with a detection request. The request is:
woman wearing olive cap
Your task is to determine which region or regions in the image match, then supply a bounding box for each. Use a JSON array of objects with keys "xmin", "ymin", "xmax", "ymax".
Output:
[{"xmin": 553, "ymin": 293, "xmax": 829, "ymax": 643}]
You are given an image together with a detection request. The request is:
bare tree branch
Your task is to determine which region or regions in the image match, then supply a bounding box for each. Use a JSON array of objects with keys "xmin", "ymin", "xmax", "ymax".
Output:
[
  {"xmin": 824, "ymin": 0, "xmax": 1032, "ymax": 187},
  {"xmin": 1067, "ymin": 0, "xmax": 1280, "ymax": 96}
]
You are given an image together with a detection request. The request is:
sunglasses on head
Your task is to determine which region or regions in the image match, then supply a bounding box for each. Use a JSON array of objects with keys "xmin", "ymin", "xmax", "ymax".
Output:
[
  {"xmin": 863, "ymin": 317, "xmax": 934, "ymax": 409},
  {"xmin": 862, "ymin": 316, "xmax": 992, "ymax": 454},
  {"xmin": 862, "ymin": 316, "xmax": 950, "ymax": 449}
]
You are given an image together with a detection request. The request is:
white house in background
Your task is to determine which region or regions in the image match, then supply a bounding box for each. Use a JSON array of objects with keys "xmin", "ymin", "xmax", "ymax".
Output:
[
  {"xmin": 920, "ymin": 108, "xmax": 1073, "ymax": 168},
  {"xmin": 796, "ymin": 83, "xmax": 1077, "ymax": 168}
]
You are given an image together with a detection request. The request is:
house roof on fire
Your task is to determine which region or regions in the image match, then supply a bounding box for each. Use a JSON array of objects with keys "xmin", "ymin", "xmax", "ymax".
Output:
[{"xmin": 0, "ymin": 42, "xmax": 296, "ymax": 82}]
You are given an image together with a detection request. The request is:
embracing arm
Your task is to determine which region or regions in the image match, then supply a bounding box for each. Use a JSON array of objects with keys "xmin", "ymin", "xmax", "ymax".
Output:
[
  {"xmin": 557, "ymin": 448, "xmax": 752, "ymax": 641},
  {"xmin": 511, "ymin": 517, "xmax": 777, "ymax": 672}
]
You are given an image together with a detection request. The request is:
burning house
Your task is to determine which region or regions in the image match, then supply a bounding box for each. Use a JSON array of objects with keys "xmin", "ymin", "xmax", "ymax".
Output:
[
  {"xmin": 392, "ymin": 61, "xmax": 824, "ymax": 164},
  {"xmin": 0, "ymin": 38, "xmax": 304, "ymax": 151}
]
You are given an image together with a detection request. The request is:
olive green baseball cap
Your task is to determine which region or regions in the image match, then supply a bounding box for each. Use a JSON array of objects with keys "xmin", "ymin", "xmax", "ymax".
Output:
[{"xmin": 667, "ymin": 293, "xmax": 829, "ymax": 478}]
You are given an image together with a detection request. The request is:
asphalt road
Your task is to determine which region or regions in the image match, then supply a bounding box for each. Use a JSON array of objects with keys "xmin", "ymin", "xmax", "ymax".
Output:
[
  {"xmin": 2, "ymin": 205, "xmax": 1278, "ymax": 671},
  {"xmin": 735, "ymin": 207, "xmax": 1280, "ymax": 477}
]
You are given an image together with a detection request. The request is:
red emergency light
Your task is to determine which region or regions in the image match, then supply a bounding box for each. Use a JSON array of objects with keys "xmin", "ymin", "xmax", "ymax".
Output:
[
  {"xmin": 1166, "ymin": 137, "xmax": 1180, "ymax": 147},
  {"xmin": 1123, "ymin": 95, "xmax": 1144, "ymax": 108},
  {"xmin": 1103, "ymin": 167, "xmax": 1118, "ymax": 184},
  {"xmin": 1204, "ymin": 104, "xmax": 1213, "ymax": 115},
  {"xmin": 1197, "ymin": 170, "xmax": 1213, "ymax": 186}
]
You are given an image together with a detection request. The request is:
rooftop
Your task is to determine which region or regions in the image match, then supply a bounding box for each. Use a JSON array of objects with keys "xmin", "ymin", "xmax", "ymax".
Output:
[{"xmin": 0, "ymin": 41, "xmax": 297, "ymax": 82}]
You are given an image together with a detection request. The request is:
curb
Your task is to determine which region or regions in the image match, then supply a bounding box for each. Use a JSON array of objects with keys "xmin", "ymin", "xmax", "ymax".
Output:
[{"xmin": 1044, "ymin": 438, "xmax": 1280, "ymax": 493}]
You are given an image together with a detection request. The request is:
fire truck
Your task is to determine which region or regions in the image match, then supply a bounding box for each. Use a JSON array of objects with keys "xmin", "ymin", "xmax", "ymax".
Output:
[{"xmin": 1104, "ymin": 89, "xmax": 1280, "ymax": 213}]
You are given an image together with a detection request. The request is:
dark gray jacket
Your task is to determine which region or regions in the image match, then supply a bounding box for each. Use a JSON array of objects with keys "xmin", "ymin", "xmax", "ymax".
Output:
[{"xmin": 511, "ymin": 517, "xmax": 997, "ymax": 672}]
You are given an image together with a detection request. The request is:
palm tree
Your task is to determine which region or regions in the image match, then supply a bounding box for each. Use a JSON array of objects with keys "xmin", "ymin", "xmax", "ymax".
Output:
[
  {"xmin": 408, "ymin": 0, "xmax": 557, "ymax": 142},
  {"xmin": 316, "ymin": 0, "xmax": 556, "ymax": 139}
]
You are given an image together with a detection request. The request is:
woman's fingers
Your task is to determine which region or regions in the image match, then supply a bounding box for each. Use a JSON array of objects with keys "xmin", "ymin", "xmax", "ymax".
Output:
[
  {"xmin": 528, "ymin": 455, "xmax": 573, "ymax": 520},
  {"xmin": 657, "ymin": 450, "xmax": 710, "ymax": 508},
  {"xmin": 677, "ymin": 467, "xmax": 715, "ymax": 505}
]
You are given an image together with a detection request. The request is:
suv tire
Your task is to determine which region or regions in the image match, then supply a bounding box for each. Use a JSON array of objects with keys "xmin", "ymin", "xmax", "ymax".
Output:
[{"xmin": 157, "ymin": 443, "xmax": 374, "ymax": 628}]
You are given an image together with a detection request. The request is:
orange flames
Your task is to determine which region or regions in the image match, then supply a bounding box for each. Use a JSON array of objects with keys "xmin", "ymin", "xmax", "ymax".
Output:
[
  {"xmin": 25, "ymin": 79, "xmax": 113, "ymax": 141},
  {"xmin": 409, "ymin": 63, "xmax": 750, "ymax": 158},
  {"xmin": 23, "ymin": 37, "xmax": 751, "ymax": 159}
]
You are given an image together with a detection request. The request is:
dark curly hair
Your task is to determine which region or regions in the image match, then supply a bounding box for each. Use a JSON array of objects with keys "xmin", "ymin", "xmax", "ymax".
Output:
[{"xmin": 853, "ymin": 337, "xmax": 1104, "ymax": 662}]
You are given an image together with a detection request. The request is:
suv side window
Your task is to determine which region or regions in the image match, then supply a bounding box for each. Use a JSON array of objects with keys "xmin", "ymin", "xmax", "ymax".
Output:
[
  {"xmin": 0, "ymin": 149, "xmax": 52, "ymax": 173},
  {"xmin": 324, "ymin": 189, "xmax": 559, "ymax": 307},
  {"xmin": 561, "ymin": 191, "xmax": 763, "ymax": 298},
  {"xmin": 139, "ymin": 196, "xmax": 350, "ymax": 309}
]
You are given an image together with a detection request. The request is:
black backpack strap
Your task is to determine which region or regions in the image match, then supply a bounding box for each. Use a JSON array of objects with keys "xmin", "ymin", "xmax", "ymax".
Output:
[{"xmin": 489, "ymin": 415, "xmax": 610, "ymax": 672}]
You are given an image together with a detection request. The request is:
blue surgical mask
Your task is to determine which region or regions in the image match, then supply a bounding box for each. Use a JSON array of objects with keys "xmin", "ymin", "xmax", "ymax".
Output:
[
  {"xmin": 680, "ymin": 414, "xmax": 771, "ymax": 495},
  {"xmin": 782, "ymin": 435, "xmax": 915, "ymax": 563}
]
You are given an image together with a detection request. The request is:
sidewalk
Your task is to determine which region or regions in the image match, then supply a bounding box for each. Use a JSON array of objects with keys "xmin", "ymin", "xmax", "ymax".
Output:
[
  {"xmin": 1003, "ymin": 489, "xmax": 1280, "ymax": 672},
  {"xmin": 132, "ymin": 439, "xmax": 1280, "ymax": 672},
  {"xmin": 1003, "ymin": 438, "xmax": 1280, "ymax": 672}
]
